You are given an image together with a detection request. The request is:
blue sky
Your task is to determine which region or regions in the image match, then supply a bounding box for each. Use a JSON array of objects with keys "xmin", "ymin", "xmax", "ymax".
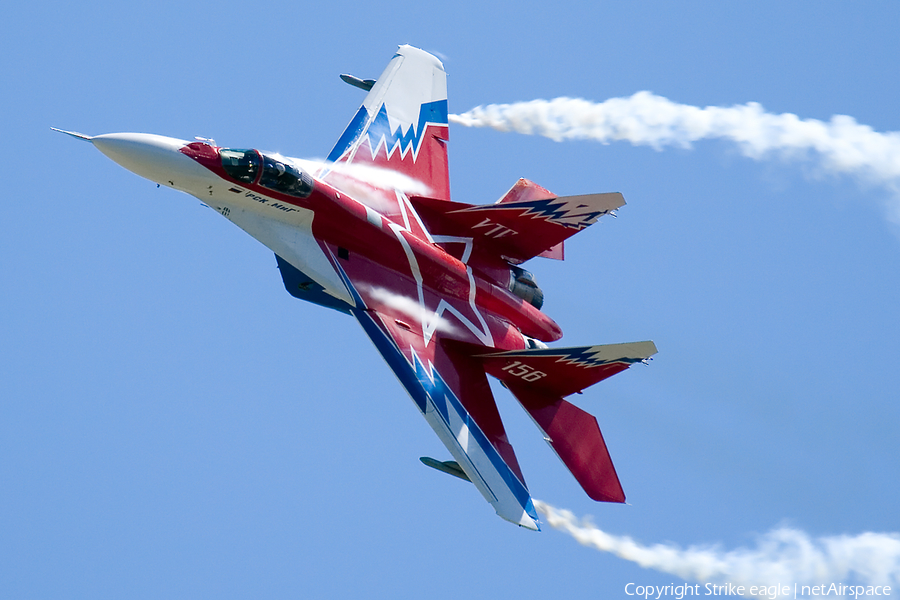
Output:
[{"xmin": 2, "ymin": 1, "xmax": 898, "ymax": 598}]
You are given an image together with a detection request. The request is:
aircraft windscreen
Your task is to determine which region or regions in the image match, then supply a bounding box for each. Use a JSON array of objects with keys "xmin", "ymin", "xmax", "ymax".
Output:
[
  {"xmin": 220, "ymin": 149, "xmax": 261, "ymax": 184},
  {"xmin": 259, "ymin": 155, "xmax": 314, "ymax": 198}
]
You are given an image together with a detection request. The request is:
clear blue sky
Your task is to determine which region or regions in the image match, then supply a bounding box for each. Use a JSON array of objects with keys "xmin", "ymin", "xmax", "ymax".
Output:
[{"xmin": 2, "ymin": 1, "xmax": 898, "ymax": 598}]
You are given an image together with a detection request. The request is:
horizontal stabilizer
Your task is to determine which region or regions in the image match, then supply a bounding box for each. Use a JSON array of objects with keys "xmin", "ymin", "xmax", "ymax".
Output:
[
  {"xmin": 510, "ymin": 385, "xmax": 625, "ymax": 503},
  {"xmin": 477, "ymin": 341, "xmax": 657, "ymax": 398},
  {"xmin": 420, "ymin": 457, "xmax": 472, "ymax": 482},
  {"xmin": 410, "ymin": 179, "xmax": 624, "ymax": 264}
]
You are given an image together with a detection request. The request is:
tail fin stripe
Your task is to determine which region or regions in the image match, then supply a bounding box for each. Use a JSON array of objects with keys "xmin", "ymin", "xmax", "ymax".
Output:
[
  {"xmin": 326, "ymin": 107, "xmax": 369, "ymax": 163},
  {"xmin": 364, "ymin": 101, "xmax": 448, "ymax": 161}
]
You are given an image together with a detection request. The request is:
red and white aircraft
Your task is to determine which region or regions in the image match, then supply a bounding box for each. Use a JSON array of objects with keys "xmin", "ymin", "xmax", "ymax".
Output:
[{"xmin": 55, "ymin": 45, "xmax": 656, "ymax": 530}]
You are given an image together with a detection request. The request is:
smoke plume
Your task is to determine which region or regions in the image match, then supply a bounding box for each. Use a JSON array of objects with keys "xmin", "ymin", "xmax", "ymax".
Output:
[
  {"xmin": 450, "ymin": 93, "xmax": 900, "ymax": 219},
  {"xmin": 360, "ymin": 285, "xmax": 460, "ymax": 336},
  {"xmin": 534, "ymin": 500, "xmax": 900, "ymax": 598}
]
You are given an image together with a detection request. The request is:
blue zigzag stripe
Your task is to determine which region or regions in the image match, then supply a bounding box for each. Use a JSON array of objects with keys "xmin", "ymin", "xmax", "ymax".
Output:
[
  {"xmin": 490, "ymin": 346, "xmax": 648, "ymax": 368},
  {"xmin": 486, "ymin": 198, "xmax": 607, "ymax": 230},
  {"xmin": 327, "ymin": 100, "xmax": 448, "ymax": 163},
  {"xmin": 352, "ymin": 308, "xmax": 536, "ymax": 524}
]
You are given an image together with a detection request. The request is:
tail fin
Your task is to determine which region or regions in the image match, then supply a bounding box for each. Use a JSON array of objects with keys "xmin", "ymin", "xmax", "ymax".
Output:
[
  {"xmin": 409, "ymin": 179, "xmax": 624, "ymax": 264},
  {"xmin": 475, "ymin": 341, "xmax": 657, "ymax": 503},
  {"xmin": 326, "ymin": 45, "xmax": 451, "ymax": 200},
  {"xmin": 511, "ymin": 386, "xmax": 626, "ymax": 503},
  {"xmin": 476, "ymin": 341, "xmax": 657, "ymax": 398}
]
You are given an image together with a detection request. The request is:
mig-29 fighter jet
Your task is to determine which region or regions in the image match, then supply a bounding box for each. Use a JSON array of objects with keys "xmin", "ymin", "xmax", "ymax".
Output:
[{"xmin": 54, "ymin": 45, "xmax": 657, "ymax": 530}]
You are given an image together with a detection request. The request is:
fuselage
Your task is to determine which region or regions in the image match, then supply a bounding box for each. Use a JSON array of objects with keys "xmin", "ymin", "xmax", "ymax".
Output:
[{"xmin": 90, "ymin": 132, "xmax": 562, "ymax": 353}]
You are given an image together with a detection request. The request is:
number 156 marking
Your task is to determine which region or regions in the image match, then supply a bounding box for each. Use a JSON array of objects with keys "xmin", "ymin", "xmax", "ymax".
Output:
[{"xmin": 501, "ymin": 361, "xmax": 546, "ymax": 382}]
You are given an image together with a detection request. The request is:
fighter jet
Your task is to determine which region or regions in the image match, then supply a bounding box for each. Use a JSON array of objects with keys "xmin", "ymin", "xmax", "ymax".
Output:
[{"xmin": 55, "ymin": 45, "xmax": 656, "ymax": 530}]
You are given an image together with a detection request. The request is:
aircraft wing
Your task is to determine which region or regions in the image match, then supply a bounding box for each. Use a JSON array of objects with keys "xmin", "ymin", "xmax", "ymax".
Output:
[{"xmin": 334, "ymin": 265, "xmax": 540, "ymax": 529}]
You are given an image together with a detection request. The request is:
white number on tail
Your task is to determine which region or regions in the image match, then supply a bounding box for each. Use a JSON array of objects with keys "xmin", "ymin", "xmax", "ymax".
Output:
[{"xmin": 501, "ymin": 360, "xmax": 546, "ymax": 383}]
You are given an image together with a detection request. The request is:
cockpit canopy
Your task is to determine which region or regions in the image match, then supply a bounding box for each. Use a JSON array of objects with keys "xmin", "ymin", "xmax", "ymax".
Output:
[
  {"xmin": 220, "ymin": 148, "xmax": 314, "ymax": 198},
  {"xmin": 220, "ymin": 149, "xmax": 259, "ymax": 183}
]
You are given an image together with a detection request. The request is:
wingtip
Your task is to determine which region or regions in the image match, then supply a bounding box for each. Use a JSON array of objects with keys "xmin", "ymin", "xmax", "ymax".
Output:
[{"xmin": 51, "ymin": 127, "xmax": 93, "ymax": 141}]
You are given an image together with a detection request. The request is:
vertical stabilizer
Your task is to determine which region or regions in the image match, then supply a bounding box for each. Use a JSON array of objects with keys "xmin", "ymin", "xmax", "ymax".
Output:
[
  {"xmin": 327, "ymin": 45, "xmax": 451, "ymax": 200},
  {"xmin": 509, "ymin": 386, "xmax": 626, "ymax": 503},
  {"xmin": 472, "ymin": 341, "xmax": 657, "ymax": 503}
]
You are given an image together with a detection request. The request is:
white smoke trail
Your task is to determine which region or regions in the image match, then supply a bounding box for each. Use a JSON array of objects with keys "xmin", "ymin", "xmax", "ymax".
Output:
[
  {"xmin": 360, "ymin": 285, "xmax": 460, "ymax": 336},
  {"xmin": 534, "ymin": 500, "xmax": 900, "ymax": 598},
  {"xmin": 281, "ymin": 156, "xmax": 433, "ymax": 196},
  {"xmin": 450, "ymin": 92, "xmax": 900, "ymax": 220}
]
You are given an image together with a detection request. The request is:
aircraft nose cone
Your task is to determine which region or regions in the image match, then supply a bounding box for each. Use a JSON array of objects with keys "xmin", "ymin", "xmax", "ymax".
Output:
[{"xmin": 91, "ymin": 133, "xmax": 213, "ymax": 191}]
